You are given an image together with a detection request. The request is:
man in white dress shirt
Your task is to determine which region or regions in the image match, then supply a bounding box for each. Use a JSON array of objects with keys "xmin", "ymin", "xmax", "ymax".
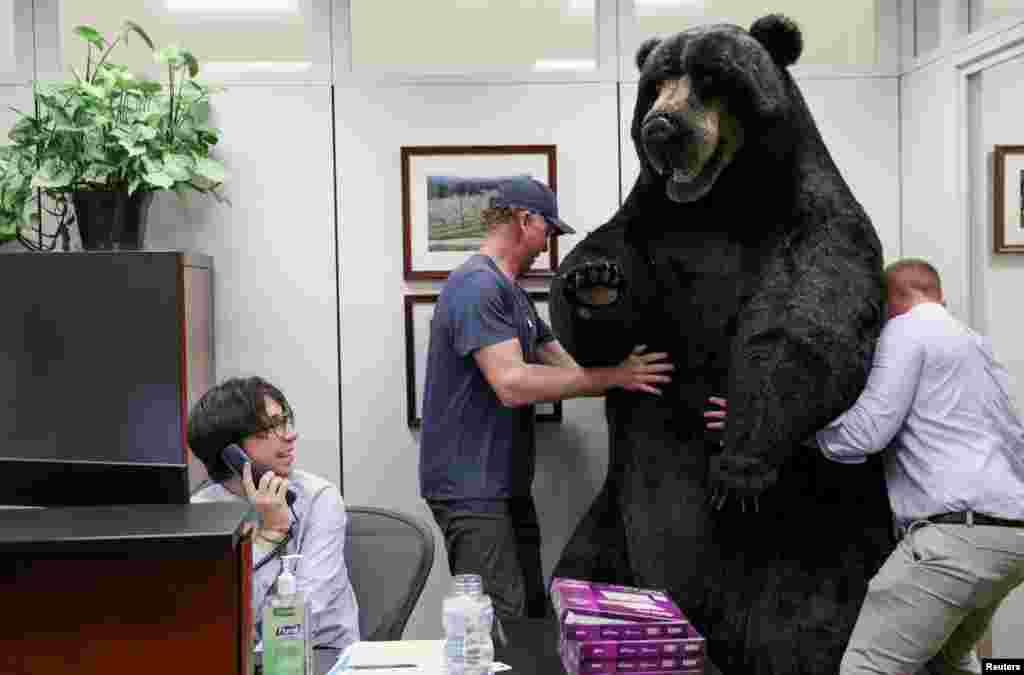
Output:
[{"xmin": 706, "ymin": 258, "xmax": 1024, "ymax": 675}]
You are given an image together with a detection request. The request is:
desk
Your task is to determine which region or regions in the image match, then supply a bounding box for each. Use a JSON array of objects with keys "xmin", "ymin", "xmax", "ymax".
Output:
[
  {"xmin": 307, "ymin": 619, "xmax": 571, "ymax": 675},
  {"xmin": 0, "ymin": 502, "xmax": 252, "ymax": 675},
  {"xmin": 311, "ymin": 618, "xmax": 722, "ymax": 675}
]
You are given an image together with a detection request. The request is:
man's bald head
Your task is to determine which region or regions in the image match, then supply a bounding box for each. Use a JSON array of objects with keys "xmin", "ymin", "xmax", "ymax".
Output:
[{"xmin": 884, "ymin": 258, "xmax": 943, "ymax": 319}]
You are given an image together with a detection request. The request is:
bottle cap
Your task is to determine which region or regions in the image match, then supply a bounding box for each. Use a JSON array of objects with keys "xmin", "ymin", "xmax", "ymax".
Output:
[{"xmin": 278, "ymin": 554, "xmax": 302, "ymax": 596}]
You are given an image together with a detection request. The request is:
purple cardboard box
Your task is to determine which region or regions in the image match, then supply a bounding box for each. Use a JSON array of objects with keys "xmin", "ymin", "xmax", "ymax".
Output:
[
  {"xmin": 567, "ymin": 638, "xmax": 706, "ymax": 662},
  {"xmin": 552, "ymin": 577, "xmax": 682, "ymax": 622},
  {"xmin": 552, "ymin": 578, "xmax": 701, "ymax": 642},
  {"xmin": 560, "ymin": 636, "xmax": 704, "ymax": 675}
]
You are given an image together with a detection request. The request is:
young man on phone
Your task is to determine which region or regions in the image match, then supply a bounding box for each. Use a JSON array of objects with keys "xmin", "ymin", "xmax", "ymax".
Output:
[{"xmin": 188, "ymin": 376, "xmax": 360, "ymax": 650}]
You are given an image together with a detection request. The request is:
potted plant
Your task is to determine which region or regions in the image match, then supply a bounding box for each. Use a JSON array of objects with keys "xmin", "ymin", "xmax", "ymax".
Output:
[{"xmin": 0, "ymin": 21, "xmax": 227, "ymax": 251}]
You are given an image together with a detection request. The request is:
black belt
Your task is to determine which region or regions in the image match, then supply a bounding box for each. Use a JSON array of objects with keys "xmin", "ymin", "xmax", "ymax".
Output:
[{"xmin": 927, "ymin": 512, "xmax": 1024, "ymax": 528}]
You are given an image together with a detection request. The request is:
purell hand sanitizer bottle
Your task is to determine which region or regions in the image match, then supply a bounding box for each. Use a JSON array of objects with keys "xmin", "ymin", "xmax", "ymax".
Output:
[{"xmin": 263, "ymin": 554, "xmax": 312, "ymax": 675}]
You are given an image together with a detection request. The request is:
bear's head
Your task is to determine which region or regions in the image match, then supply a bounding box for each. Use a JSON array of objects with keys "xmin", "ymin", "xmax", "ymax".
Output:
[{"xmin": 632, "ymin": 14, "xmax": 803, "ymax": 204}]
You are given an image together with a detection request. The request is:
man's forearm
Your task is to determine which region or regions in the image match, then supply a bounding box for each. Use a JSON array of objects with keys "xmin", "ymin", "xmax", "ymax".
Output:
[
  {"xmin": 496, "ymin": 362, "xmax": 625, "ymax": 407},
  {"xmin": 814, "ymin": 427, "xmax": 869, "ymax": 463}
]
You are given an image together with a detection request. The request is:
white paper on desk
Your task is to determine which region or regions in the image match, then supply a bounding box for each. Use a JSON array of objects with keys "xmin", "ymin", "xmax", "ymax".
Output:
[{"xmin": 327, "ymin": 640, "xmax": 444, "ymax": 675}]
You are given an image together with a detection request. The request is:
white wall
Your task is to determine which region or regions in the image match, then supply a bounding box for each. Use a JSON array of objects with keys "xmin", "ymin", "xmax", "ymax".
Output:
[
  {"xmin": 974, "ymin": 54, "xmax": 1024, "ymax": 385},
  {"xmin": 901, "ymin": 61, "xmax": 967, "ymax": 316},
  {"xmin": 146, "ymin": 85, "xmax": 343, "ymax": 486}
]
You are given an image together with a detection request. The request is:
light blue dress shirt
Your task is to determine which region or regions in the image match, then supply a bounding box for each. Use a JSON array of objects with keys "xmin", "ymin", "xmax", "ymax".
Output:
[
  {"xmin": 815, "ymin": 302, "xmax": 1024, "ymax": 529},
  {"xmin": 192, "ymin": 468, "xmax": 360, "ymax": 649}
]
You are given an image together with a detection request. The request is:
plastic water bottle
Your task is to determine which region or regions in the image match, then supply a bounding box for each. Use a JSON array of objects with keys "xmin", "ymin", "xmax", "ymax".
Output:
[
  {"xmin": 442, "ymin": 576, "xmax": 475, "ymax": 675},
  {"xmin": 476, "ymin": 595, "xmax": 495, "ymax": 670},
  {"xmin": 442, "ymin": 574, "xmax": 494, "ymax": 675}
]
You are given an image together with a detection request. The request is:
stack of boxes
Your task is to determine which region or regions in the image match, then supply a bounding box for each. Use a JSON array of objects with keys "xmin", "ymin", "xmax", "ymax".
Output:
[{"xmin": 550, "ymin": 577, "xmax": 706, "ymax": 675}]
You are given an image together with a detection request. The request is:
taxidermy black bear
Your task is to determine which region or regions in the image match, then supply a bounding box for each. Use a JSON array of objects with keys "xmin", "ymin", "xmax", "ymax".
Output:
[{"xmin": 550, "ymin": 14, "xmax": 894, "ymax": 675}]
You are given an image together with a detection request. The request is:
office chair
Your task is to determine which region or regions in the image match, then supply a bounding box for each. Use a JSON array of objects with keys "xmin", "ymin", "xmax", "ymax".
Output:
[{"xmin": 345, "ymin": 506, "xmax": 435, "ymax": 641}]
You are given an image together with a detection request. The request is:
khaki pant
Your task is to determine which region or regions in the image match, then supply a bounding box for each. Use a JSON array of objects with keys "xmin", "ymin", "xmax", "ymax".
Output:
[{"xmin": 840, "ymin": 521, "xmax": 1024, "ymax": 675}]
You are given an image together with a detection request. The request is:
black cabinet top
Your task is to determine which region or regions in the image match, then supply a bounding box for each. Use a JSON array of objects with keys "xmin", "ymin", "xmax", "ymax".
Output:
[
  {"xmin": 0, "ymin": 502, "xmax": 249, "ymax": 557},
  {"xmin": 0, "ymin": 249, "xmax": 211, "ymax": 267}
]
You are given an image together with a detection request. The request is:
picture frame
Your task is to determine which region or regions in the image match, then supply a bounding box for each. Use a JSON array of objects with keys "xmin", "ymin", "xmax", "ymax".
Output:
[
  {"xmin": 401, "ymin": 145, "xmax": 560, "ymax": 280},
  {"xmin": 993, "ymin": 145, "xmax": 1024, "ymax": 253},
  {"xmin": 404, "ymin": 292, "xmax": 563, "ymax": 428}
]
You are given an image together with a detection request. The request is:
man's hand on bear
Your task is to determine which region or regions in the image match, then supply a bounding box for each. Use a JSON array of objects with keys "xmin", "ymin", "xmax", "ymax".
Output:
[
  {"xmin": 616, "ymin": 344, "xmax": 675, "ymax": 395},
  {"xmin": 560, "ymin": 259, "xmax": 626, "ymax": 318},
  {"xmin": 704, "ymin": 396, "xmax": 727, "ymax": 426},
  {"xmin": 702, "ymin": 395, "xmax": 727, "ymax": 447}
]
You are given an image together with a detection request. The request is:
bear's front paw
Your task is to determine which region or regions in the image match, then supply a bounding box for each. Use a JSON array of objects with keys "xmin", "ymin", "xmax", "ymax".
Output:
[
  {"xmin": 706, "ymin": 454, "xmax": 779, "ymax": 514},
  {"xmin": 560, "ymin": 259, "xmax": 626, "ymax": 315}
]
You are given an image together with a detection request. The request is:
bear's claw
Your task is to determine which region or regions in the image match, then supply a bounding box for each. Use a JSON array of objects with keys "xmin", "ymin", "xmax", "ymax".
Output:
[{"xmin": 707, "ymin": 454, "xmax": 778, "ymax": 514}]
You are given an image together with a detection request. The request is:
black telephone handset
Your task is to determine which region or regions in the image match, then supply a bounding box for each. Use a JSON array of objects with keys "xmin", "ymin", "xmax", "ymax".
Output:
[{"xmin": 221, "ymin": 442, "xmax": 297, "ymax": 507}]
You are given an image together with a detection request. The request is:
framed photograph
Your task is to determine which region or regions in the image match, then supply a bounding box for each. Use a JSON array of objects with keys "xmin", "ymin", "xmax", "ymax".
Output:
[
  {"xmin": 404, "ymin": 292, "xmax": 563, "ymax": 428},
  {"xmin": 993, "ymin": 145, "xmax": 1024, "ymax": 253},
  {"xmin": 401, "ymin": 145, "xmax": 559, "ymax": 280}
]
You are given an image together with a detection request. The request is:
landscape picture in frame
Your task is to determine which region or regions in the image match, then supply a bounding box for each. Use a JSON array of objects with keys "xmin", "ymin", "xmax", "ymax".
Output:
[
  {"xmin": 401, "ymin": 145, "xmax": 559, "ymax": 280},
  {"xmin": 404, "ymin": 292, "xmax": 562, "ymax": 427},
  {"xmin": 993, "ymin": 145, "xmax": 1024, "ymax": 253}
]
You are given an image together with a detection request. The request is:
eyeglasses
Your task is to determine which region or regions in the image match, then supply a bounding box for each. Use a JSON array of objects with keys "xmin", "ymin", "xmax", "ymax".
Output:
[{"xmin": 255, "ymin": 414, "xmax": 296, "ymax": 440}]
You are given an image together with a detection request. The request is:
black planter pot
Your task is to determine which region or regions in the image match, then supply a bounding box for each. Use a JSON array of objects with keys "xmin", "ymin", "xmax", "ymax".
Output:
[{"xmin": 72, "ymin": 189, "xmax": 156, "ymax": 251}]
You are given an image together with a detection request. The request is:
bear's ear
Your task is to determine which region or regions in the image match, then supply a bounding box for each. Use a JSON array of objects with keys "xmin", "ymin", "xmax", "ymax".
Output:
[
  {"xmin": 635, "ymin": 37, "xmax": 662, "ymax": 72},
  {"xmin": 749, "ymin": 14, "xmax": 802, "ymax": 68}
]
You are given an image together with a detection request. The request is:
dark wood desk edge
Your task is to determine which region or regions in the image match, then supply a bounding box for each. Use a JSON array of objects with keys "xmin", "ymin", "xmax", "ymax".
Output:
[{"xmin": 0, "ymin": 502, "xmax": 250, "ymax": 555}]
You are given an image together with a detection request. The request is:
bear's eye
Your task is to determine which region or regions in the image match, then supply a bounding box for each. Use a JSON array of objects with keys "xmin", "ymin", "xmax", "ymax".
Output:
[{"xmin": 695, "ymin": 74, "xmax": 717, "ymax": 94}]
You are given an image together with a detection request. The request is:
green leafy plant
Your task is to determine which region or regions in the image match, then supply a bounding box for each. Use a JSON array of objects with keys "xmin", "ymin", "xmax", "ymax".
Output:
[{"xmin": 0, "ymin": 20, "xmax": 228, "ymax": 248}]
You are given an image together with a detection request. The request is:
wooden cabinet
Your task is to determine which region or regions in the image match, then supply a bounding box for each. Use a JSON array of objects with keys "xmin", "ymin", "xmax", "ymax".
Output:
[
  {"xmin": 0, "ymin": 251, "xmax": 214, "ymax": 504},
  {"xmin": 0, "ymin": 503, "xmax": 252, "ymax": 675}
]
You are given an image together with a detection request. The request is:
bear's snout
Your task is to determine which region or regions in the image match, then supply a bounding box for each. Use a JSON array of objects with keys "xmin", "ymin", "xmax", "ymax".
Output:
[
  {"xmin": 642, "ymin": 115, "xmax": 676, "ymax": 145},
  {"xmin": 642, "ymin": 115, "xmax": 693, "ymax": 176}
]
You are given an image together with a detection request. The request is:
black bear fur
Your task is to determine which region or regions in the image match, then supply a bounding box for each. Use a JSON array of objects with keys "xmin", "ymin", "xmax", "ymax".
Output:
[{"xmin": 550, "ymin": 16, "xmax": 894, "ymax": 675}]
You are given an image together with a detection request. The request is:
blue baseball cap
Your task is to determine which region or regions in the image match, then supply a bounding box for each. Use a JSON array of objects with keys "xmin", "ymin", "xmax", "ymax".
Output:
[{"xmin": 490, "ymin": 177, "xmax": 575, "ymax": 235}]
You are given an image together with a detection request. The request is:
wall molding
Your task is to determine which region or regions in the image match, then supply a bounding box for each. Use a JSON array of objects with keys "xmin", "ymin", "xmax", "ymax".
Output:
[{"xmin": 906, "ymin": 13, "xmax": 1024, "ymax": 76}]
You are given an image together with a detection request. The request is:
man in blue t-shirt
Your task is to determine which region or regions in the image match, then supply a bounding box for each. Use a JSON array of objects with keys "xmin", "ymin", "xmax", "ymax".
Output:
[{"xmin": 419, "ymin": 177, "xmax": 674, "ymax": 619}]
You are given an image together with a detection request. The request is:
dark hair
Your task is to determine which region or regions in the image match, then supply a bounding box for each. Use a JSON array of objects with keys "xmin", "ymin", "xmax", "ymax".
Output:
[{"xmin": 187, "ymin": 376, "xmax": 294, "ymax": 482}]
